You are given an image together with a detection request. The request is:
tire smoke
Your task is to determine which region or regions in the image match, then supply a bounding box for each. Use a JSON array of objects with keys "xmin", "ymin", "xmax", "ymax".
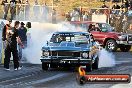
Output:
[
  {"xmin": 23, "ymin": 22, "xmax": 82, "ymax": 64},
  {"xmin": 98, "ymin": 49, "xmax": 115, "ymax": 68}
]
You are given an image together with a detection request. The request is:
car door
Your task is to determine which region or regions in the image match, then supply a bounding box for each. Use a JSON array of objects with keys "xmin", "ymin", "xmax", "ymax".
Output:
[{"xmin": 90, "ymin": 29, "xmax": 105, "ymax": 45}]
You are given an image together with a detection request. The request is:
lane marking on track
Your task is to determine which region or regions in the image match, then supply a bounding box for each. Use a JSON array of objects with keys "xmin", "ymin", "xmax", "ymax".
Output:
[
  {"xmin": 1, "ymin": 73, "xmax": 70, "ymax": 87},
  {"xmin": 30, "ymin": 73, "xmax": 70, "ymax": 84},
  {"xmin": 0, "ymin": 74, "xmax": 34, "ymax": 84},
  {"xmin": 110, "ymin": 77, "xmax": 132, "ymax": 88},
  {"xmin": 115, "ymin": 61, "xmax": 132, "ymax": 65}
]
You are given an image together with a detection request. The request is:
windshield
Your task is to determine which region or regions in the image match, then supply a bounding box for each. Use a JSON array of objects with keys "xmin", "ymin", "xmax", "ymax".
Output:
[
  {"xmin": 98, "ymin": 23, "xmax": 113, "ymax": 32},
  {"xmin": 50, "ymin": 33, "xmax": 89, "ymax": 43}
]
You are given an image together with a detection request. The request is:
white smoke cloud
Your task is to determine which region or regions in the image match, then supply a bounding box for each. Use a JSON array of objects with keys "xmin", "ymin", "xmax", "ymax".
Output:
[
  {"xmin": 98, "ymin": 49, "xmax": 115, "ymax": 68},
  {"xmin": 22, "ymin": 22, "xmax": 116, "ymax": 67},
  {"xmin": 22, "ymin": 22, "xmax": 83, "ymax": 64}
]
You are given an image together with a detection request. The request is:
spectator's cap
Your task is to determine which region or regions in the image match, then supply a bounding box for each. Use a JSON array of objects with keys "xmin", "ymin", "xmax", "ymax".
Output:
[{"xmin": 21, "ymin": 22, "xmax": 25, "ymax": 25}]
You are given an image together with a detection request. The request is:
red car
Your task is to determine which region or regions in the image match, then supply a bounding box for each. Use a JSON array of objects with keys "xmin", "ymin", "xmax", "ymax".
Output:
[{"xmin": 70, "ymin": 21, "xmax": 132, "ymax": 52}]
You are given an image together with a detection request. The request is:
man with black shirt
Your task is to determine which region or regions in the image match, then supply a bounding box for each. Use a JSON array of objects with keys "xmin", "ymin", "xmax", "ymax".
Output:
[
  {"xmin": 18, "ymin": 22, "xmax": 27, "ymax": 60},
  {"xmin": 2, "ymin": 21, "xmax": 23, "ymax": 70}
]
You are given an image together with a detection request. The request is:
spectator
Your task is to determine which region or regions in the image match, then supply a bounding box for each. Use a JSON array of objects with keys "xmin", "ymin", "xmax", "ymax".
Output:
[
  {"xmin": 33, "ymin": 0, "xmax": 40, "ymax": 21},
  {"xmin": 70, "ymin": 8, "xmax": 80, "ymax": 21},
  {"xmin": 101, "ymin": 3, "xmax": 108, "ymax": 8},
  {"xmin": 126, "ymin": 24, "xmax": 132, "ymax": 34},
  {"xmin": 129, "ymin": 0, "xmax": 132, "ymax": 10},
  {"xmin": 52, "ymin": 9, "xmax": 57, "ymax": 24},
  {"xmin": 65, "ymin": 12, "xmax": 71, "ymax": 21},
  {"xmin": 121, "ymin": 2, "xmax": 126, "ymax": 9},
  {"xmin": 18, "ymin": 22, "xmax": 27, "ymax": 60},
  {"xmin": 16, "ymin": 0, "xmax": 21, "ymax": 20},
  {"xmin": 125, "ymin": 0, "xmax": 129, "ymax": 10},
  {"xmin": 42, "ymin": 3, "xmax": 49, "ymax": 22},
  {"xmin": 89, "ymin": 25, "xmax": 96, "ymax": 31},
  {"xmin": 0, "ymin": 21, "xmax": 5, "ymax": 30},
  {"xmin": 1, "ymin": 0, "xmax": 10, "ymax": 20},
  {"xmin": 2, "ymin": 20, "xmax": 23, "ymax": 70},
  {"xmin": 25, "ymin": 0, "xmax": 30, "ymax": 20},
  {"xmin": 10, "ymin": 0, "xmax": 17, "ymax": 20},
  {"xmin": 122, "ymin": 15, "xmax": 129, "ymax": 32},
  {"xmin": 88, "ymin": 24, "xmax": 93, "ymax": 32},
  {"xmin": 82, "ymin": 11, "xmax": 88, "ymax": 21},
  {"xmin": 112, "ymin": 3, "xmax": 121, "ymax": 9}
]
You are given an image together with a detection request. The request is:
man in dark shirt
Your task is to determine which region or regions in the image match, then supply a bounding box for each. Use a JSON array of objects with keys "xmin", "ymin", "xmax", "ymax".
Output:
[
  {"xmin": 112, "ymin": 3, "xmax": 121, "ymax": 9},
  {"xmin": 18, "ymin": 22, "xmax": 27, "ymax": 60},
  {"xmin": 101, "ymin": 3, "xmax": 108, "ymax": 8},
  {"xmin": 2, "ymin": 21, "xmax": 23, "ymax": 70}
]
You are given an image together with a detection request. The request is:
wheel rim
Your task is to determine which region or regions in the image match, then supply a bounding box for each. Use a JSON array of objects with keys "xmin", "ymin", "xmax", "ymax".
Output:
[{"xmin": 107, "ymin": 41, "xmax": 115, "ymax": 50}]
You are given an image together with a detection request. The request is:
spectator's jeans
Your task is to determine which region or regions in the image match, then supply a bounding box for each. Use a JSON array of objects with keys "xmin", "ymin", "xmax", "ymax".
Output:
[{"xmin": 18, "ymin": 41, "xmax": 27, "ymax": 60}]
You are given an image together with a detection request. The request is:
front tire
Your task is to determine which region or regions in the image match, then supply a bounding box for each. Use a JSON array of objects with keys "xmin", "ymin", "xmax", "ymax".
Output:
[
  {"xmin": 42, "ymin": 62, "xmax": 49, "ymax": 70},
  {"xmin": 50, "ymin": 64, "xmax": 58, "ymax": 68},
  {"xmin": 86, "ymin": 62, "xmax": 92, "ymax": 72},
  {"xmin": 120, "ymin": 45, "xmax": 131, "ymax": 52},
  {"xmin": 105, "ymin": 39, "xmax": 118, "ymax": 52}
]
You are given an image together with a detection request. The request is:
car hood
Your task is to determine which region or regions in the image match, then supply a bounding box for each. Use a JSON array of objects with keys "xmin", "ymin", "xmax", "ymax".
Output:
[
  {"xmin": 105, "ymin": 32, "xmax": 127, "ymax": 36},
  {"xmin": 42, "ymin": 42, "xmax": 90, "ymax": 51}
]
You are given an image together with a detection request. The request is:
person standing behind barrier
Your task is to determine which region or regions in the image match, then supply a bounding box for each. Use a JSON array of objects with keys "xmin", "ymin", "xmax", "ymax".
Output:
[
  {"xmin": 16, "ymin": 0, "xmax": 21, "ymax": 20},
  {"xmin": 112, "ymin": 3, "xmax": 120, "ymax": 9},
  {"xmin": 82, "ymin": 11, "xmax": 88, "ymax": 21},
  {"xmin": 70, "ymin": 8, "xmax": 80, "ymax": 21},
  {"xmin": 101, "ymin": 3, "xmax": 108, "ymax": 8},
  {"xmin": 18, "ymin": 22, "xmax": 27, "ymax": 60},
  {"xmin": 10, "ymin": 0, "xmax": 17, "ymax": 20},
  {"xmin": 1, "ymin": 0, "xmax": 10, "ymax": 20},
  {"xmin": 122, "ymin": 15, "xmax": 129, "ymax": 32},
  {"xmin": 42, "ymin": 3, "xmax": 49, "ymax": 22},
  {"xmin": 25, "ymin": 0, "xmax": 30, "ymax": 20},
  {"xmin": 52, "ymin": 9, "xmax": 57, "ymax": 24},
  {"xmin": 33, "ymin": 0, "xmax": 40, "ymax": 21},
  {"xmin": 2, "ymin": 20, "xmax": 23, "ymax": 70},
  {"xmin": 126, "ymin": 24, "xmax": 132, "ymax": 34}
]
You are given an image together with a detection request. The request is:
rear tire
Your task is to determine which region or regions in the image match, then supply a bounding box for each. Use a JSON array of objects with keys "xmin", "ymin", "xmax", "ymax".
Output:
[
  {"xmin": 92, "ymin": 56, "xmax": 99, "ymax": 70},
  {"xmin": 42, "ymin": 62, "xmax": 49, "ymax": 70},
  {"xmin": 120, "ymin": 45, "xmax": 131, "ymax": 52}
]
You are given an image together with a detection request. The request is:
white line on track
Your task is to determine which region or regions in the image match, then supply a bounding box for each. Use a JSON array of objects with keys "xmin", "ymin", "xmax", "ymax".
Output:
[
  {"xmin": 2, "ymin": 73, "xmax": 70, "ymax": 87},
  {"xmin": 0, "ymin": 74, "xmax": 34, "ymax": 84},
  {"xmin": 115, "ymin": 61, "xmax": 132, "ymax": 65}
]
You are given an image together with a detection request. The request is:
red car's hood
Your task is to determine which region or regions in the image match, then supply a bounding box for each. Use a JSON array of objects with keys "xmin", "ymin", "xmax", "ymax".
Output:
[{"xmin": 104, "ymin": 32, "xmax": 126, "ymax": 36}]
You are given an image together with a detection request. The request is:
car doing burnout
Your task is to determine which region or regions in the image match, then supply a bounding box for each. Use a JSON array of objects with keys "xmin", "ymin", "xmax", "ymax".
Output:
[
  {"xmin": 40, "ymin": 32, "xmax": 99, "ymax": 72},
  {"xmin": 70, "ymin": 21, "xmax": 132, "ymax": 52}
]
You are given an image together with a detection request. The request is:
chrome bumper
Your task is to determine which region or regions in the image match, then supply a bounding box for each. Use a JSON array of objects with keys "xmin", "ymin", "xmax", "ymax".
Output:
[{"xmin": 116, "ymin": 40, "xmax": 132, "ymax": 45}]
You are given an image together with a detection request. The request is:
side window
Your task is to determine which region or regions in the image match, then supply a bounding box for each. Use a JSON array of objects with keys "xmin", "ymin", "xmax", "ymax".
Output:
[{"xmin": 50, "ymin": 34, "xmax": 57, "ymax": 42}]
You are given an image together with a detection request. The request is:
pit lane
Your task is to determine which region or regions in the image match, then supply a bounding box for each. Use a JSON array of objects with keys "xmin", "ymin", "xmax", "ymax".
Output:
[{"xmin": 0, "ymin": 52, "xmax": 131, "ymax": 88}]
